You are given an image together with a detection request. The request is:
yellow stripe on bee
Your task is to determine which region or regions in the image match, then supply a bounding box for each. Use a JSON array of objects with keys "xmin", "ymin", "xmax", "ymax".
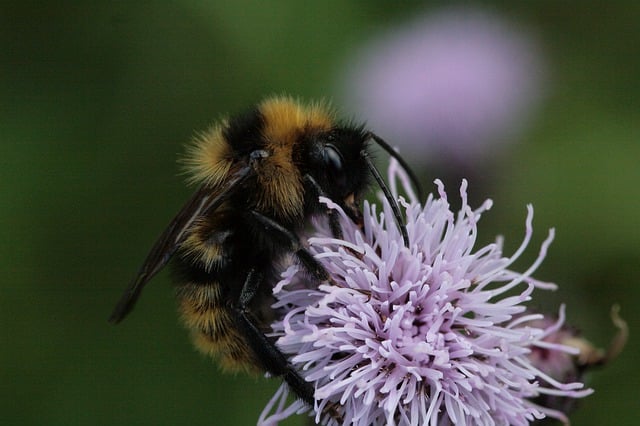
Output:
[
  {"xmin": 257, "ymin": 96, "xmax": 334, "ymax": 219},
  {"xmin": 191, "ymin": 331, "xmax": 258, "ymax": 374},
  {"xmin": 178, "ymin": 283, "xmax": 258, "ymax": 374},
  {"xmin": 259, "ymin": 96, "xmax": 334, "ymax": 143},
  {"xmin": 184, "ymin": 121, "xmax": 234, "ymax": 186},
  {"xmin": 181, "ymin": 231, "xmax": 224, "ymax": 271},
  {"xmin": 179, "ymin": 214, "xmax": 232, "ymax": 271}
]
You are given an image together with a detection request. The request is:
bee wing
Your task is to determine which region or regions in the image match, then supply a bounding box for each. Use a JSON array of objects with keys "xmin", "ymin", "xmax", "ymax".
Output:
[{"xmin": 109, "ymin": 164, "xmax": 253, "ymax": 324}]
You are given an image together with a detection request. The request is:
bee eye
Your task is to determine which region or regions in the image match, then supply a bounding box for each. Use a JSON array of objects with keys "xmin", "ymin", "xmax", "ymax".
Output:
[{"xmin": 322, "ymin": 144, "xmax": 344, "ymax": 171}]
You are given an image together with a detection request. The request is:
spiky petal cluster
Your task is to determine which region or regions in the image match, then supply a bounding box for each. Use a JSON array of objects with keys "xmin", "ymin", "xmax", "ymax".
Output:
[{"xmin": 259, "ymin": 162, "xmax": 591, "ymax": 426}]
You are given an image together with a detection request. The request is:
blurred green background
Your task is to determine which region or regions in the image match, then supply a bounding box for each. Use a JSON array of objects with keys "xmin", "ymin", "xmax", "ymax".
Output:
[{"xmin": 2, "ymin": 1, "xmax": 638, "ymax": 425}]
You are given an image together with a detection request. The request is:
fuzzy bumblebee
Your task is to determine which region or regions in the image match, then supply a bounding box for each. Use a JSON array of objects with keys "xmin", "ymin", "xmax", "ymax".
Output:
[{"xmin": 109, "ymin": 96, "xmax": 420, "ymax": 409}]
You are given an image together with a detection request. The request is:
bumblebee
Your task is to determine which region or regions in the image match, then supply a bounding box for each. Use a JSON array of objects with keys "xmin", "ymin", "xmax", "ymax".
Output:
[{"xmin": 109, "ymin": 96, "xmax": 421, "ymax": 410}]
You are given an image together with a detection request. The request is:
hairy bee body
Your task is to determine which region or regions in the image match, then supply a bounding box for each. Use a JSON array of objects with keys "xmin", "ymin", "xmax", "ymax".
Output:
[
  {"xmin": 110, "ymin": 96, "xmax": 420, "ymax": 409},
  {"xmin": 173, "ymin": 205, "xmax": 286, "ymax": 373},
  {"xmin": 174, "ymin": 98, "xmax": 346, "ymax": 372}
]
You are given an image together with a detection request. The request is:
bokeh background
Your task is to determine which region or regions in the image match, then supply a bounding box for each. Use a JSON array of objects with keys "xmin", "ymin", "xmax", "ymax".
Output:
[{"xmin": 2, "ymin": 1, "xmax": 638, "ymax": 425}]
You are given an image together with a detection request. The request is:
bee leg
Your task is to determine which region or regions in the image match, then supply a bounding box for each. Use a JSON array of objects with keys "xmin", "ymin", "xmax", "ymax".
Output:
[
  {"xmin": 249, "ymin": 210, "xmax": 333, "ymax": 284},
  {"xmin": 233, "ymin": 268, "xmax": 315, "ymax": 406},
  {"xmin": 302, "ymin": 174, "xmax": 343, "ymax": 239}
]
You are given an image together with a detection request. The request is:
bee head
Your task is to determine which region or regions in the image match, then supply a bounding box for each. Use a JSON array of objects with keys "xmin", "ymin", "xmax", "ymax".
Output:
[
  {"xmin": 302, "ymin": 124, "xmax": 422, "ymax": 248},
  {"xmin": 303, "ymin": 126, "xmax": 370, "ymax": 223}
]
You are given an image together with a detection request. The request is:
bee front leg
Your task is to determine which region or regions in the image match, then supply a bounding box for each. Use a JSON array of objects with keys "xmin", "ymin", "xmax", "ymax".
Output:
[
  {"xmin": 233, "ymin": 268, "xmax": 315, "ymax": 406},
  {"xmin": 248, "ymin": 210, "xmax": 334, "ymax": 284},
  {"xmin": 303, "ymin": 174, "xmax": 343, "ymax": 239}
]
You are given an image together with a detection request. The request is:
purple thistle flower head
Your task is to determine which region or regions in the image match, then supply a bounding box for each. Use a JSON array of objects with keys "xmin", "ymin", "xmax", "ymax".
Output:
[
  {"xmin": 338, "ymin": 6, "xmax": 546, "ymax": 167},
  {"xmin": 259, "ymin": 162, "xmax": 591, "ymax": 426}
]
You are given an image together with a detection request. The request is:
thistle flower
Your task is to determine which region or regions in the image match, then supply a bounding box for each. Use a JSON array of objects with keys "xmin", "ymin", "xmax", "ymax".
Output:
[
  {"xmin": 259, "ymin": 161, "xmax": 591, "ymax": 426},
  {"xmin": 338, "ymin": 6, "xmax": 546, "ymax": 167},
  {"xmin": 527, "ymin": 306, "xmax": 627, "ymax": 424}
]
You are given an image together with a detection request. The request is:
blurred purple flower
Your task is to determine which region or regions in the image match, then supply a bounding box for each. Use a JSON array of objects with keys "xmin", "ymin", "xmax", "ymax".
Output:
[
  {"xmin": 259, "ymin": 161, "xmax": 590, "ymax": 426},
  {"xmin": 339, "ymin": 7, "xmax": 546, "ymax": 166}
]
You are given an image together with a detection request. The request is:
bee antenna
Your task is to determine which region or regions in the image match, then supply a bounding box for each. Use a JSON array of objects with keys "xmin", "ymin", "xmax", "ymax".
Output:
[
  {"xmin": 361, "ymin": 150, "xmax": 410, "ymax": 248},
  {"xmin": 365, "ymin": 132, "xmax": 423, "ymax": 200}
]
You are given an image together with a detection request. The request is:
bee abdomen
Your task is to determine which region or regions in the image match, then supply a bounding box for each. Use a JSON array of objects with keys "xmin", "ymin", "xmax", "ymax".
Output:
[{"xmin": 177, "ymin": 282, "xmax": 258, "ymax": 373}]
